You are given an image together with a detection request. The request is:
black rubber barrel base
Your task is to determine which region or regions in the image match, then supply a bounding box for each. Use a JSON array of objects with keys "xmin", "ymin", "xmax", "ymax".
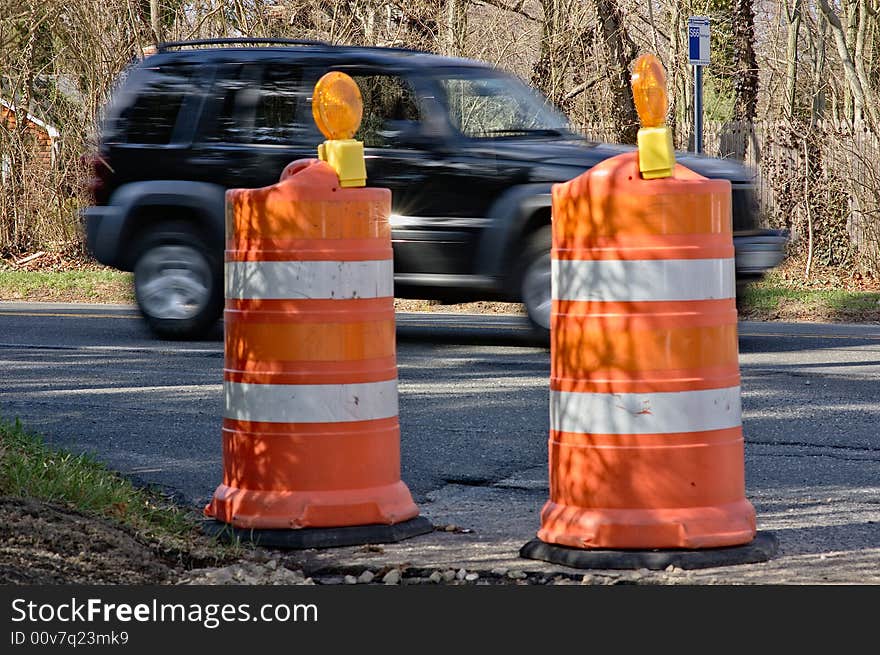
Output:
[
  {"xmin": 202, "ymin": 516, "xmax": 434, "ymax": 550},
  {"xmin": 519, "ymin": 531, "xmax": 778, "ymax": 570}
]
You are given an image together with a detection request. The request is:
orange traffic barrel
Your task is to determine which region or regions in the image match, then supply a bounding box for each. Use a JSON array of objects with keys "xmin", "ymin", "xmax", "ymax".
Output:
[
  {"xmin": 204, "ymin": 158, "xmax": 431, "ymax": 548},
  {"xmin": 521, "ymin": 150, "xmax": 777, "ymax": 569}
]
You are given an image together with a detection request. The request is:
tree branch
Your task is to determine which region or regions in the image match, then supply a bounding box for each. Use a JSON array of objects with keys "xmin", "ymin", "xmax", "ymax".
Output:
[
  {"xmin": 563, "ymin": 74, "xmax": 606, "ymax": 101},
  {"xmin": 184, "ymin": 3, "xmax": 226, "ymax": 41},
  {"xmin": 816, "ymin": 0, "xmax": 877, "ymax": 127},
  {"xmin": 473, "ymin": 0, "xmax": 537, "ymax": 21}
]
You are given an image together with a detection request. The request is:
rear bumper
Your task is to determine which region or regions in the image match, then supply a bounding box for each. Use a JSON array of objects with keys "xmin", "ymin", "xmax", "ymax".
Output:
[
  {"xmin": 734, "ymin": 229, "xmax": 788, "ymax": 277},
  {"xmin": 81, "ymin": 205, "xmax": 122, "ymax": 266}
]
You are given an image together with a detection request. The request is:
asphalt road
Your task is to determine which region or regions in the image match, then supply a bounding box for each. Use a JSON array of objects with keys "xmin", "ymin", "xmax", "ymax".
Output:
[
  {"xmin": 0, "ymin": 302, "xmax": 551, "ymax": 505},
  {"xmin": 1, "ymin": 301, "xmax": 878, "ymax": 582}
]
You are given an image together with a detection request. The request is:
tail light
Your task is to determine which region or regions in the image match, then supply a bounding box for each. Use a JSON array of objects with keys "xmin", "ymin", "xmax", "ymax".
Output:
[{"xmin": 82, "ymin": 152, "xmax": 111, "ymax": 205}]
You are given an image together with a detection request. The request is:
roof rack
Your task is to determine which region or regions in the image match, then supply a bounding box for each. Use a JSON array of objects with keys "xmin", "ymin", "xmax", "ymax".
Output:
[{"xmin": 157, "ymin": 37, "xmax": 328, "ymax": 52}]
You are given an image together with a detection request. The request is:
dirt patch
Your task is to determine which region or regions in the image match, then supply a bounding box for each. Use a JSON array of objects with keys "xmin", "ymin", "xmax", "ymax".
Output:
[
  {"xmin": 0, "ymin": 497, "xmax": 588, "ymax": 586},
  {"xmin": 394, "ymin": 298, "xmax": 525, "ymax": 316},
  {"xmin": 1, "ymin": 251, "xmax": 107, "ymax": 273},
  {"xmin": 0, "ymin": 496, "xmax": 183, "ymax": 584},
  {"xmin": 738, "ymin": 299, "xmax": 880, "ymax": 323},
  {"xmin": 769, "ymin": 256, "xmax": 880, "ymax": 292}
]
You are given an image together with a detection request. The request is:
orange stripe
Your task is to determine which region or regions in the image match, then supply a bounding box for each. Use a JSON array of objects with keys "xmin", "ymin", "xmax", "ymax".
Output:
[
  {"xmin": 551, "ymin": 320, "xmax": 738, "ymax": 392},
  {"xmin": 221, "ymin": 417, "xmax": 400, "ymax": 490},
  {"xmin": 226, "ymin": 170, "xmax": 391, "ymax": 241},
  {"xmin": 551, "ymin": 319, "xmax": 738, "ymax": 365},
  {"xmin": 224, "ymin": 356, "xmax": 397, "ymax": 385},
  {"xmin": 552, "ymin": 233, "xmax": 733, "ymax": 260},
  {"xmin": 551, "ymin": 152, "xmax": 730, "ymax": 240},
  {"xmin": 551, "ymin": 426, "xmax": 742, "ymax": 447},
  {"xmin": 552, "ymin": 202, "xmax": 731, "ymax": 240},
  {"xmin": 225, "ymin": 318, "xmax": 395, "ymax": 362},
  {"xmin": 552, "ymin": 299, "xmax": 736, "ymax": 327},
  {"xmin": 225, "ymin": 297, "xmax": 392, "ymax": 321},
  {"xmin": 547, "ymin": 427, "xmax": 745, "ymax": 509},
  {"xmin": 226, "ymin": 238, "xmax": 391, "ymax": 262},
  {"xmin": 552, "ymin": 188, "xmax": 730, "ymax": 239}
]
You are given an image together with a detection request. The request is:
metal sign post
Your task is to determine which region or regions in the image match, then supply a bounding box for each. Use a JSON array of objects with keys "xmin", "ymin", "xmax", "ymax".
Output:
[{"xmin": 688, "ymin": 16, "xmax": 710, "ymax": 154}]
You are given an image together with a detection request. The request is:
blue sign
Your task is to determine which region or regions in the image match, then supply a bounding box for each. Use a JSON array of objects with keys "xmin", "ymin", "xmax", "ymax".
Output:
[{"xmin": 688, "ymin": 16, "xmax": 710, "ymax": 66}]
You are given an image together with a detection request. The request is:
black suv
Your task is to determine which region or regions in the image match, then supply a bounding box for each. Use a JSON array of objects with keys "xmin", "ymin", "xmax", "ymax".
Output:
[{"xmin": 83, "ymin": 38, "xmax": 786, "ymax": 339}]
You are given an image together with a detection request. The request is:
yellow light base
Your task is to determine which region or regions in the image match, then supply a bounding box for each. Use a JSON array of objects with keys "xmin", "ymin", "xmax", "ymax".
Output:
[
  {"xmin": 317, "ymin": 139, "xmax": 366, "ymax": 187},
  {"xmin": 637, "ymin": 127, "xmax": 675, "ymax": 179}
]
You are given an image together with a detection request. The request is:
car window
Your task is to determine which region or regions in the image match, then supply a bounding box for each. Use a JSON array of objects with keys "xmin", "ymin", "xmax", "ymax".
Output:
[
  {"xmin": 113, "ymin": 64, "xmax": 199, "ymax": 145},
  {"xmin": 437, "ymin": 73, "xmax": 569, "ymax": 138},
  {"xmin": 351, "ymin": 74, "xmax": 421, "ymax": 148},
  {"xmin": 200, "ymin": 63, "xmax": 309, "ymax": 146},
  {"xmin": 251, "ymin": 64, "xmax": 310, "ymax": 145},
  {"xmin": 200, "ymin": 64, "xmax": 259, "ymax": 144}
]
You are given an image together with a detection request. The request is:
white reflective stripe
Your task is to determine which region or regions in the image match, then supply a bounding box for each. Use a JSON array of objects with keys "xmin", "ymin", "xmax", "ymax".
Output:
[
  {"xmin": 550, "ymin": 386, "xmax": 742, "ymax": 435},
  {"xmin": 226, "ymin": 260, "xmax": 393, "ymax": 300},
  {"xmin": 552, "ymin": 258, "xmax": 735, "ymax": 302},
  {"xmin": 225, "ymin": 379, "xmax": 399, "ymax": 423}
]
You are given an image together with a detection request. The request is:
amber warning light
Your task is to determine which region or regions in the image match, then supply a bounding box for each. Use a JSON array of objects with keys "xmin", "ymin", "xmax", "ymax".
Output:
[
  {"xmin": 312, "ymin": 71, "xmax": 367, "ymax": 187},
  {"xmin": 630, "ymin": 54, "xmax": 675, "ymax": 179}
]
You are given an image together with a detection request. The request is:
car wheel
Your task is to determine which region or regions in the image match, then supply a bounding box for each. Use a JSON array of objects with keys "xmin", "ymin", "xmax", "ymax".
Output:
[
  {"xmin": 518, "ymin": 226, "xmax": 552, "ymax": 340},
  {"xmin": 133, "ymin": 224, "xmax": 222, "ymax": 340}
]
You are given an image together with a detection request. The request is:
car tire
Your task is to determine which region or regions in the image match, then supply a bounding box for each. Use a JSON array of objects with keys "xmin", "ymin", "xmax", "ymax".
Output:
[
  {"xmin": 518, "ymin": 225, "xmax": 552, "ymax": 341},
  {"xmin": 132, "ymin": 223, "xmax": 222, "ymax": 340}
]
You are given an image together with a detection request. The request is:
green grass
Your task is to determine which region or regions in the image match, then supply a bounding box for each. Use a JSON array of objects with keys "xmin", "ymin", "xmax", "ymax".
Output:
[
  {"xmin": 739, "ymin": 284, "xmax": 800, "ymax": 314},
  {"xmin": 0, "ymin": 269, "xmax": 133, "ymax": 303},
  {"xmin": 0, "ymin": 417, "xmax": 225, "ymax": 552},
  {"xmin": 825, "ymin": 290, "xmax": 880, "ymax": 315},
  {"xmin": 740, "ymin": 279, "xmax": 880, "ymax": 322}
]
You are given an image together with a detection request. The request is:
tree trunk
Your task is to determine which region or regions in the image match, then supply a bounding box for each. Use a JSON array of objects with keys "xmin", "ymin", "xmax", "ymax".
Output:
[
  {"xmin": 803, "ymin": 137, "xmax": 814, "ymax": 280},
  {"xmin": 816, "ymin": 0, "xmax": 877, "ymax": 129},
  {"xmin": 667, "ymin": 0, "xmax": 689, "ymax": 148},
  {"xmin": 785, "ymin": 0, "xmax": 802, "ymax": 119},
  {"xmin": 810, "ymin": 12, "xmax": 828, "ymax": 125},
  {"xmin": 854, "ymin": 0, "xmax": 876, "ymax": 126},
  {"xmin": 593, "ymin": 0, "xmax": 639, "ymax": 144},
  {"xmin": 150, "ymin": 0, "xmax": 162, "ymax": 45},
  {"xmin": 443, "ymin": 0, "xmax": 467, "ymax": 57},
  {"xmin": 732, "ymin": 0, "xmax": 759, "ymax": 159},
  {"xmin": 531, "ymin": 0, "xmax": 567, "ymax": 104}
]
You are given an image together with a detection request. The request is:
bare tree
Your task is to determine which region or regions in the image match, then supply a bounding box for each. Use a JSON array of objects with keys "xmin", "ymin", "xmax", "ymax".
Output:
[
  {"xmin": 150, "ymin": 0, "xmax": 163, "ymax": 45},
  {"xmin": 443, "ymin": 0, "xmax": 467, "ymax": 56},
  {"xmin": 784, "ymin": 0, "xmax": 803, "ymax": 119},
  {"xmin": 731, "ymin": 0, "xmax": 758, "ymax": 159},
  {"xmin": 531, "ymin": 0, "xmax": 570, "ymax": 104},
  {"xmin": 592, "ymin": 0, "xmax": 639, "ymax": 143},
  {"xmin": 809, "ymin": 11, "xmax": 828, "ymax": 125},
  {"xmin": 815, "ymin": 0, "xmax": 878, "ymax": 128}
]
